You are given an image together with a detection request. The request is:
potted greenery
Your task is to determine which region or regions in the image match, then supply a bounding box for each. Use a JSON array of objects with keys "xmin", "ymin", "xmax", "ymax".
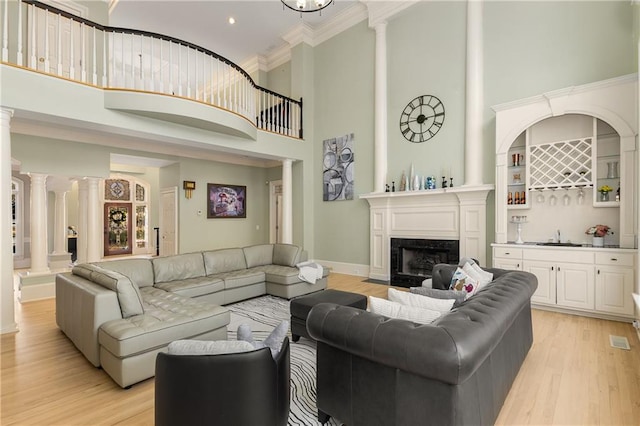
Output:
[{"xmin": 598, "ymin": 185, "xmax": 613, "ymax": 202}]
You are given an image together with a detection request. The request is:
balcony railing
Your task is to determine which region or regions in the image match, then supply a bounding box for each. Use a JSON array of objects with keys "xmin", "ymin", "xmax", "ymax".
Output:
[{"xmin": 1, "ymin": 0, "xmax": 303, "ymax": 138}]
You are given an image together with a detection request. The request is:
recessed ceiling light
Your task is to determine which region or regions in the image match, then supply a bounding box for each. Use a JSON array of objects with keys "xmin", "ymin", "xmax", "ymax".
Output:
[{"xmin": 228, "ymin": 17, "xmax": 235, "ymax": 25}]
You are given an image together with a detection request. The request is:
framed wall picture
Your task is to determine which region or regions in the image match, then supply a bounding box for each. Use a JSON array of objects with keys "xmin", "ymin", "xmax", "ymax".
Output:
[{"xmin": 207, "ymin": 183, "xmax": 246, "ymax": 218}]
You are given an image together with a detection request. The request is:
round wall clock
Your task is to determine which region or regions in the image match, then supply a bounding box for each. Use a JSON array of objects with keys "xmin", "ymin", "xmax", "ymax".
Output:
[{"xmin": 399, "ymin": 95, "xmax": 445, "ymax": 143}]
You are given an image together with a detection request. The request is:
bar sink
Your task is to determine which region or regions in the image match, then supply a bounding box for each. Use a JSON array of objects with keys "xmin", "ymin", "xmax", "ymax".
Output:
[{"xmin": 538, "ymin": 242, "xmax": 583, "ymax": 247}]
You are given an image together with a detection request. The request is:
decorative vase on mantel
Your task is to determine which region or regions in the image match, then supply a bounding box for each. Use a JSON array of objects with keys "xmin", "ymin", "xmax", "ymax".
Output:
[{"xmin": 592, "ymin": 236, "xmax": 604, "ymax": 247}]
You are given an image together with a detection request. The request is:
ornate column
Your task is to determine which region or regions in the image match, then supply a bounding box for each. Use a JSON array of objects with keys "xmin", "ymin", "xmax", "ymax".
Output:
[
  {"xmin": 281, "ymin": 159, "xmax": 293, "ymax": 244},
  {"xmin": 76, "ymin": 179, "xmax": 88, "ymax": 264},
  {"xmin": 464, "ymin": 0, "xmax": 484, "ymax": 186},
  {"xmin": 29, "ymin": 173, "xmax": 49, "ymax": 273},
  {"xmin": 86, "ymin": 177, "xmax": 101, "ymax": 262},
  {"xmin": 373, "ymin": 22, "xmax": 388, "ymax": 193},
  {"xmin": 0, "ymin": 108, "xmax": 17, "ymax": 334}
]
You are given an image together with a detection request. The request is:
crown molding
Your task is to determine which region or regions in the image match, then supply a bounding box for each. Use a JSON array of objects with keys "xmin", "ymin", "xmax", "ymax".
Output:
[
  {"xmin": 241, "ymin": 55, "xmax": 269, "ymax": 76},
  {"xmin": 267, "ymin": 45, "xmax": 293, "ymax": 70},
  {"xmin": 282, "ymin": 21, "xmax": 316, "ymax": 47},
  {"xmin": 313, "ymin": 2, "xmax": 368, "ymax": 46},
  {"xmin": 264, "ymin": 2, "xmax": 367, "ymax": 71},
  {"xmin": 491, "ymin": 73, "xmax": 638, "ymax": 113},
  {"xmin": 363, "ymin": 0, "xmax": 419, "ymax": 28}
]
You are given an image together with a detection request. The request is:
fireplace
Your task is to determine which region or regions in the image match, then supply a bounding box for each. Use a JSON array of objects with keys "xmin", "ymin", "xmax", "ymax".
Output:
[{"xmin": 390, "ymin": 238, "xmax": 459, "ymax": 288}]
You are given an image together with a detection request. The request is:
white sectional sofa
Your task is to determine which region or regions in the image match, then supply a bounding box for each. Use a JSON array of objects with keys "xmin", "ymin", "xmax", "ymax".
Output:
[{"xmin": 55, "ymin": 243, "xmax": 328, "ymax": 388}]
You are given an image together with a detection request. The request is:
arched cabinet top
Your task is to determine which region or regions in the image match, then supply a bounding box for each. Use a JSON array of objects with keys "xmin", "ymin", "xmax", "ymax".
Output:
[{"xmin": 493, "ymin": 74, "xmax": 637, "ymax": 155}]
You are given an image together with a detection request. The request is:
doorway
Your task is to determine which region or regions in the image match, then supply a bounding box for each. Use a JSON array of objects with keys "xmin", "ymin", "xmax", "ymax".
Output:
[
  {"xmin": 269, "ymin": 180, "xmax": 283, "ymax": 244},
  {"xmin": 159, "ymin": 187, "xmax": 178, "ymax": 256},
  {"xmin": 104, "ymin": 203, "xmax": 132, "ymax": 256}
]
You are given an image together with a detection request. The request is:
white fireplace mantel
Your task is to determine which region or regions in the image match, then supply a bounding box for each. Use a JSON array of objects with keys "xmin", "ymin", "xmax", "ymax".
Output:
[{"xmin": 361, "ymin": 184, "xmax": 494, "ymax": 281}]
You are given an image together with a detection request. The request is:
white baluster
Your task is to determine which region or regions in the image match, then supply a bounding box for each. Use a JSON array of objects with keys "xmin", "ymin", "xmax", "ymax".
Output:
[
  {"xmin": 233, "ymin": 69, "xmax": 237, "ymax": 112},
  {"xmin": 169, "ymin": 41, "xmax": 174, "ymax": 95},
  {"xmin": 29, "ymin": 5, "xmax": 35, "ymax": 68},
  {"xmin": 121, "ymin": 32, "xmax": 125, "ymax": 86},
  {"xmin": 92, "ymin": 26, "xmax": 97, "ymax": 84},
  {"xmin": 81, "ymin": 22, "xmax": 86, "ymax": 82},
  {"xmin": 177, "ymin": 44, "xmax": 182, "ymax": 96},
  {"xmin": 130, "ymin": 32, "xmax": 134, "ymax": 88},
  {"xmin": 17, "ymin": 0, "xmax": 23, "ymax": 65},
  {"xmin": 210, "ymin": 56, "xmax": 214, "ymax": 104},
  {"xmin": 186, "ymin": 47, "xmax": 191, "ymax": 98},
  {"xmin": 44, "ymin": 10, "xmax": 50, "ymax": 72},
  {"xmin": 158, "ymin": 38, "xmax": 163, "ymax": 93},
  {"xmin": 149, "ymin": 36, "xmax": 154, "ymax": 92},
  {"xmin": 56, "ymin": 13, "xmax": 62, "ymax": 76},
  {"xmin": 109, "ymin": 32, "xmax": 117, "ymax": 87},
  {"xmin": 69, "ymin": 20, "xmax": 75, "ymax": 79},
  {"xmin": 194, "ymin": 49, "xmax": 198, "ymax": 100},
  {"xmin": 216, "ymin": 59, "xmax": 220, "ymax": 106},
  {"xmin": 102, "ymin": 30, "xmax": 107, "ymax": 86},
  {"xmin": 1, "ymin": 0, "xmax": 8, "ymax": 61},
  {"xmin": 139, "ymin": 35, "xmax": 143, "ymax": 89}
]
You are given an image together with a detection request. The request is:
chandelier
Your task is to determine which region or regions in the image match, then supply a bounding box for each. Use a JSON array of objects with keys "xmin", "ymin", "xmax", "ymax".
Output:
[{"xmin": 281, "ymin": 0, "xmax": 334, "ymax": 15}]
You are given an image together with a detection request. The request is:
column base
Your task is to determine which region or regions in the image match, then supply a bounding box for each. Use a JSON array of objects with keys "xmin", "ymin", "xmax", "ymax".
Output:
[{"xmin": 49, "ymin": 253, "xmax": 72, "ymax": 270}]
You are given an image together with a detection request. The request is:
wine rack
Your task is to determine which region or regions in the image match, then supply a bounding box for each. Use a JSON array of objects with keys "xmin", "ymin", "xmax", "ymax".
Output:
[{"xmin": 528, "ymin": 137, "xmax": 593, "ymax": 190}]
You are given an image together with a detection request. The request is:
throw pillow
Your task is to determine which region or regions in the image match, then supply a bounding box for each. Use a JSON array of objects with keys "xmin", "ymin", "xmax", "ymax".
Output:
[
  {"xmin": 368, "ymin": 296, "xmax": 441, "ymax": 325},
  {"xmin": 449, "ymin": 266, "xmax": 480, "ymax": 298},
  {"xmin": 471, "ymin": 262, "xmax": 494, "ymax": 284},
  {"xmin": 237, "ymin": 320, "xmax": 289, "ymax": 358},
  {"xmin": 167, "ymin": 340, "xmax": 255, "ymax": 356},
  {"xmin": 387, "ymin": 288, "xmax": 454, "ymax": 313},
  {"xmin": 409, "ymin": 287, "xmax": 467, "ymax": 308}
]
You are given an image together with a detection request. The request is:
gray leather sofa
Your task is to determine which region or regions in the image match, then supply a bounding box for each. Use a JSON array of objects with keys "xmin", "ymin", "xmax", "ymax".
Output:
[
  {"xmin": 56, "ymin": 243, "xmax": 328, "ymax": 388},
  {"xmin": 307, "ymin": 265, "xmax": 537, "ymax": 426}
]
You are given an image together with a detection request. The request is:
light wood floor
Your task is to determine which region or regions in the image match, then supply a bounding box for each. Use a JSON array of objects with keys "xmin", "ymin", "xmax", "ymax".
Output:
[{"xmin": 1, "ymin": 273, "xmax": 639, "ymax": 425}]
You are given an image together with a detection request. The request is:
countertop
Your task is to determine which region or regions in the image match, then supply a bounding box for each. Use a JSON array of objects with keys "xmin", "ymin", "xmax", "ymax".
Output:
[{"xmin": 492, "ymin": 242, "xmax": 637, "ymax": 251}]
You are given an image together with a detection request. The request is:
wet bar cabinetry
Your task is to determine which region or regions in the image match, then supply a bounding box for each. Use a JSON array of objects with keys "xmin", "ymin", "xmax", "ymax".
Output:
[
  {"xmin": 493, "ymin": 76, "xmax": 637, "ymax": 249},
  {"xmin": 492, "ymin": 244, "xmax": 636, "ymax": 322}
]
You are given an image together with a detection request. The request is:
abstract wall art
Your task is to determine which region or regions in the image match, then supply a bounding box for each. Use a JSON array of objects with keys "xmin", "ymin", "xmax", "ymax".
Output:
[{"xmin": 323, "ymin": 133, "xmax": 354, "ymax": 201}]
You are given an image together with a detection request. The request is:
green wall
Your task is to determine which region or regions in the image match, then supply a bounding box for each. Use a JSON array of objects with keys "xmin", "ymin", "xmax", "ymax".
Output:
[
  {"xmin": 309, "ymin": 0, "xmax": 636, "ymax": 266},
  {"xmin": 267, "ymin": 63, "xmax": 292, "ymax": 98},
  {"xmin": 176, "ymin": 158, "xmax": 270, "ymax": 252},
  {"xmin": 313, "ymin": 21, "xmax": 375, "ymax": 266}
]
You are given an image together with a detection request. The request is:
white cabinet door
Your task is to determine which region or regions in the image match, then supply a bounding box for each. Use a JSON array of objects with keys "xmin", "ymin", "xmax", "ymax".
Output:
[
  {"xmin": 595, "ymin": 266, "xmax": 634, "ymax": 316},
  {"xmin": 556, "ymin": 263, "xmax": 595, "ymax": 310},
  {"xmin": 493, "ymin": 258, "xmax": 521, "ymax": 271},
  {"xmin": 523, "ymin": 261, "xmax": 556, "ymax": 306}
]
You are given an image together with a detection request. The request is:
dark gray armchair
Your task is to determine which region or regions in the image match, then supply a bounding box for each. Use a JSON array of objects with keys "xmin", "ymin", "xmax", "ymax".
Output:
[{"xmin": 155, "ymin": 338, "xmax": 290, "ymax": 426}]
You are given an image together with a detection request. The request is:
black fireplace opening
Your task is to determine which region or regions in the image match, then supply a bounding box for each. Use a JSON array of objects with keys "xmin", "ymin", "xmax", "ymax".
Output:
[{"xmin": 391, "ymin": 238, "xmax": 459, "ymax": 288}]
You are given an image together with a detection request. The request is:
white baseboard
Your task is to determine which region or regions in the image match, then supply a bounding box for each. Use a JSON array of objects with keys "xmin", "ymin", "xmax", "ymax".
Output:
[
  {"xmin": 0, "ymin": 323, "xmax": 19, "ymax": 334},
  {"xmin": 19, "ymin": 282, "xmax": 55, "ymax": 302},
  {"xmin": 314, "ymin": 259, "xmax": 369, "ymax": 278}
]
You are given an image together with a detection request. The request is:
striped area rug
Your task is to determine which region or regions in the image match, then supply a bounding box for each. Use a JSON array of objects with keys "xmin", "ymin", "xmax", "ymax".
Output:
[{"xmin": 227, "ymin": 295, "xmax": 340, "ymax": 426}]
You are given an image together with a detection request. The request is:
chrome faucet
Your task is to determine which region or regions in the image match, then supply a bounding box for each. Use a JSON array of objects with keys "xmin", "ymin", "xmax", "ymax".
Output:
[{"xmin": 556, "ymin": 229, "xmax": 561, "ymax": 243}]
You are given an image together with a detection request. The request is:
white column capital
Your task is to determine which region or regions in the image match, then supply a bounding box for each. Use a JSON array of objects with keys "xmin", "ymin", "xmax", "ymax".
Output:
[
  {"xmin": 0, "ymin": 108, "xmax": 14, "ymax": 121},
  {"xmin": 374, "ymin": 21, "xmax": 387, "ymax": 32}
]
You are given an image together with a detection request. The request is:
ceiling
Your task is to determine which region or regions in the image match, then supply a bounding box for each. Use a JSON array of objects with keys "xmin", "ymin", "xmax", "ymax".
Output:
[{"xmin": 109, "ymin": 0, "xmax": 360, "ymax": 67}]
